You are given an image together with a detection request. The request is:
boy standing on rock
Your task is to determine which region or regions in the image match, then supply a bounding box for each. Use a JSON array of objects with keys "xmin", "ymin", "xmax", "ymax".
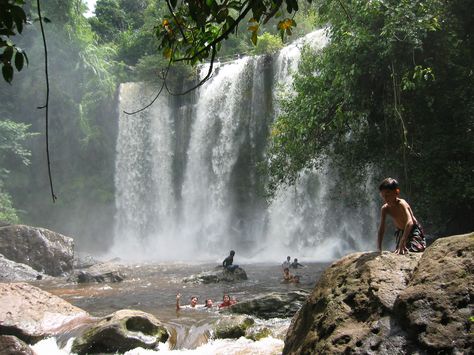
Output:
[{"xmin": 377, "ymin": 178, "xmax": 426, "ymax": 254}]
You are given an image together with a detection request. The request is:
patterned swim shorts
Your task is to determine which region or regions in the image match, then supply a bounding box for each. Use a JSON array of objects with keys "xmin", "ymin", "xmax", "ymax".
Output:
[{"xmin": 395, "ymin": 224, "xmax": 426, "ymax": 252}]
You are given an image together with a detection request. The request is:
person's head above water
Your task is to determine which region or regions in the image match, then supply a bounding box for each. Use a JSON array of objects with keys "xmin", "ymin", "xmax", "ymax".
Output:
[
  {"xmin": 190, "ymin": 296, "xmax": 198, "ymax": 306},
  {"xmin": 230, "ymin": 250, "xmax": 235, "ymax": 256},
  {"xmin": 204, "ymin": 299, "xmax": 213, "ymax": 308},
  {"xmin": 286, "ymin": 256, "xmax": 291, "ymax": 261}
]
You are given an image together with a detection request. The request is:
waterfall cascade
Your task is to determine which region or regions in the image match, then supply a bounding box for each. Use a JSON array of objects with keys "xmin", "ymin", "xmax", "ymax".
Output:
[{"xmin": 114, "ymin": 29, "xmax": 376, "ymax": 262}]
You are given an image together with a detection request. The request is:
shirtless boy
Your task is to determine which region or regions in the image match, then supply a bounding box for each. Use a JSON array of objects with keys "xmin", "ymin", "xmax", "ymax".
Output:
[{"xmin": 377, "ymin": 178, "xmax": 426, "ymax": 254}]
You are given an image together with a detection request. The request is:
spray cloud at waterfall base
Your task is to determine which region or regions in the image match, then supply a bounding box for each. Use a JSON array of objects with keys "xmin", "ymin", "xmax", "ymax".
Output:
[{"xmin": 111, "ymin": 30, "xmax": 376, "ymax": 262}]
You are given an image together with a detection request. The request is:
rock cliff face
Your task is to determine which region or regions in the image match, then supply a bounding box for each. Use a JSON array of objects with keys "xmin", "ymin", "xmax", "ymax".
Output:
[
  {"xmin": 0, "ymin": 225, "xmax": 74, "ymax": 276},
  {"xmin": 283, "ymin": 233, "xmax": 473, "ymax": 354}
]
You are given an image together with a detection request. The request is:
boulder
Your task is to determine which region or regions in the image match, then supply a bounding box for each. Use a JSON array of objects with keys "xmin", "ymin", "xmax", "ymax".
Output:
[
  {"xmin": 0, "ymin": 225, "xmax": 74, "ymax": 276},
  {"xmin": 213, "ymin": 315, "xmax": 255, "ymax": 339},
  {"xmin": 71, "ymin": 309, "xmax": 169, "ymax": 354},
  {"xmin": 283, "ymin": 233, "xmax": 473, "ymax": 354},
  {"xmin": 183, "ymin": 267, "xmax": 247, "ymax": 284},
  {"xmin": 229, "ymin": 290, "xmax": 309, "ymax": 319},
  {"xmin": 0, "ymin": 335, "xmax": 35, "ymax": 355},
  {"xmin": 68, "ymin": 261, "xmax": 125, "ymax": 283},
  {"xmin": 0, "ymin": 254, "xmax": 47, "ymax": 282},
  {"xmin": 0, "ymin": 283, "xmax": 90, "ymax": 344},
  {"xmin": 394, "ymin": 233, "xmax": 473, "ymax": 353},
  {"xmin": 73, "ymin": 254, "xmax": 101, "ymax": 269}
]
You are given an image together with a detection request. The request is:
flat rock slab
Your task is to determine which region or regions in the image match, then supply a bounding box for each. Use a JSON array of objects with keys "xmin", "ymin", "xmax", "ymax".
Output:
[
  {"xmin": 0, "ymin": 254, "xmax": 47, "ymax": 282},
  {"xmin": 0, "ymin": 283, "xmax": 90, "ymax": 343}
]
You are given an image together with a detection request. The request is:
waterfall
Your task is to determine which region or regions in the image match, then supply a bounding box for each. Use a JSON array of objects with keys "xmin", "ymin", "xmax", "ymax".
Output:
[{"xmin": 114, "ymin": 30, "xmax": 376, "ymax": 261}]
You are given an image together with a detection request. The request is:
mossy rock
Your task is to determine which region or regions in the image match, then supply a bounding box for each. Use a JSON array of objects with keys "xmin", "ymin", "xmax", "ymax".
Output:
[
  {"xmin": 71, "ymin": 310, "xmax": 169, "ymax": 354},
  {"xmin": 213, "ymin": 315, "xmax": 255, "ymax": 339}
]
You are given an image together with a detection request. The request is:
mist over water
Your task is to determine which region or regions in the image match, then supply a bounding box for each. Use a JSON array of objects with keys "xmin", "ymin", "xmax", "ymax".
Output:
[{"xmin": 113, "ymin": 30, "xmax": 376, "ymax": 262}]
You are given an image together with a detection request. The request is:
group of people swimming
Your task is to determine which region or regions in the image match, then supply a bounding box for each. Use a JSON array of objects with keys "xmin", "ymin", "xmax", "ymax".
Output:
[
  {"xmin": 281, "ymin": 255, "xmax": 305, "ymax": 284},
  {"xmin": 176, "ymin": 251, "xmax": 305, "ymax": 311},
  {"xmin": 176, "ymin": 293, "xmax": 237, "ymax": 311}
]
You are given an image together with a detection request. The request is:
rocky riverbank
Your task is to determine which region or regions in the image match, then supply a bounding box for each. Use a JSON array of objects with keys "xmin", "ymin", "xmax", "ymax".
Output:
[
  {"xmin": 0, "ymin": 223, "xmax": 472, "ymax": 354},
  {"xmin": 283, "ymin": 233, "xmax": 473, "ymax": 354}
]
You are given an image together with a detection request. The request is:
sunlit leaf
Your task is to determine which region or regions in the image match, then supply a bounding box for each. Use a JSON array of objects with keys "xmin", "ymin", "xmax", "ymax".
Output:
[{"xmin": 251, "ymin": 31, "xmax": 258, "ymax": 45}]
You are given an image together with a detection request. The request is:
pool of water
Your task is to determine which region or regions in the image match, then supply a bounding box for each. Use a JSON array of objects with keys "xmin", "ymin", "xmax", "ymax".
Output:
[{"xmin": 33, "ymin": 262, "xmax": 329, "ymax": 353}]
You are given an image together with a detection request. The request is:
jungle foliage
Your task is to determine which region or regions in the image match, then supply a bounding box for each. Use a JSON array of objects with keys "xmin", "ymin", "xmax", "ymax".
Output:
[
  {"xmin": 0, "ymin": 0, "xmax": 28, "ymax": 83},
  {"xmin": 267, "ymin": 0, "xmax": 474, "ymax": 234},
  {"xmin": 0, "ymin": 0, "xmax": 118, "ymax": 249},
  {"xmin": 1, "ymin": 0, "xmax": 472, "ymax": 242}
]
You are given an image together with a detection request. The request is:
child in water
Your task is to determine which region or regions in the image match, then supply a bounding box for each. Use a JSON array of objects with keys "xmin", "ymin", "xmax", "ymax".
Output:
[
  {"xmin": 218, "ymin": 294, "xmax": 237, "ymax": 309},
  {"xmin": 377, "ymin": 178, "xmax": 426, "ymax": 254}
]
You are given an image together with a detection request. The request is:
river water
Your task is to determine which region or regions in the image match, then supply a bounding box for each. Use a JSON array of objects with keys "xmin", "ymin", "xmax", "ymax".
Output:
[{"xmin": 33, "ymin": 261, "xmax": 329, "ymax": 354}]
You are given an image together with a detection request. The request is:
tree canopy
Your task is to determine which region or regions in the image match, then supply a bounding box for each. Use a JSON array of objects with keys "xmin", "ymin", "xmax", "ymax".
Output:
[
  {"xmin": 0, "ymin": 0, "xmax": 28, "ymax": 83},
  {"xmin": 158, "ymin": 0, "xmax": 312, "ymax": 65},
  {"xmin": 267, "ymin": 0, "xmax": 474, "ymax": 233}
]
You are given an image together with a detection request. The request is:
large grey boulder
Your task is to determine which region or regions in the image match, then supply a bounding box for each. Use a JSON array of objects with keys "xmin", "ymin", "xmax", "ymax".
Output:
[
  {"xmin": 0, "ymin": 283, "xmax": 90, "ymax": 344},
  {"xmin": 0, "ymin": 225, "xmax": 74, "ymax": 276},
  {"xmin": 71, "ymin": 309, "xmax": 169, "ymax": 354},
  {"xmin": 183, "ymin": 267, "xmax": 247, "ymax": 284},
  {"xmin": 394, "ymin": 233, "xmax": 473, "ymax": 353},
  {"xmin": 229, "ymin": 290, "xmax": 309, "ymax": 319},
  {"xmin": 68, "ymin": 261, "xmax": 125, "ymax": 284},
  {"xmin": 283, "ymin": 233, "xmax": 473, "ymax": 354},
  {"xmin": 0, "ymin": 254, "xmax": 47, "ymax": 282}
]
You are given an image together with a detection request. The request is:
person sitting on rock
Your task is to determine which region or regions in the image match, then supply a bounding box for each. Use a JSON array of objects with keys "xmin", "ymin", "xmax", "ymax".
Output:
[
  {"xmin": 223, "ymin": 250, "xmax": 239, "ymax": 271},
  {"xmin": 290, "ymin": 258, "xmax": 304, "ymax": 269},
  {"xmin": 176, "ymin": 293, "xmax": 205, "ymax": 310},
  {"xmin": 218, "ymin": 294, "xmax": 237, "ymax": 309}
]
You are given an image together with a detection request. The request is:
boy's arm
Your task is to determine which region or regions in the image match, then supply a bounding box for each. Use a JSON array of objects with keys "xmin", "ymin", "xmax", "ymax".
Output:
[
  {"xmin": 395, "ymin": 202, "xmax": 414, "ymax": 254},
  {"xmin": 176, "ymin": 293, "xmax": 181, "ymax": 310},
  {"xmin": 377, "ymin": 206, "xmax": 387, "ymax": 252}
]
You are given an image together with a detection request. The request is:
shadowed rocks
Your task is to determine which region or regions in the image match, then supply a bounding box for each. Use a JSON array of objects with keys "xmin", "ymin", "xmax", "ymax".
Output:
[{"xmin": 283, "ymin": 233, "xmax": 473, "ymax": 354}]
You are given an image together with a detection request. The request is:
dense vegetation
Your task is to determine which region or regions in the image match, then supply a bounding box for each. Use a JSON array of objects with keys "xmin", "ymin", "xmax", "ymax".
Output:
[
  {"xmin": 0, "ymin": 0, "xmax": 118, "ymax": 249},
  {"xmin": 267, "ymin": 0, "xmax": 474, "ymax": 234},
  {"xmin": 0, "ymin": 0, "xmax": 472, "ymax": 248}
]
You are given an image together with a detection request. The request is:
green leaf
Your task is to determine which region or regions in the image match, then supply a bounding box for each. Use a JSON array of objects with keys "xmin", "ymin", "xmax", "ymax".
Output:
[
  {"xmin": 22, "ymin": 50, "xmax": 28, "ymax": 66},
  {"xmin": 3, "ymin": 46, "xmax": 14, "ymax": 62},
  {"xmin": 251, "ymin": 31, "xmax": 258, "ymax": 45},
  {"xmin": 11, "ymin": 6, "xmax": 26, "ymax": 34},
  {"xmin": 14, "ymin": 51, "xmax": 24, "ymax": 71},
  {"xmin": 2, "ymin": 63, "xmax": 13, "ymax": 83}
]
